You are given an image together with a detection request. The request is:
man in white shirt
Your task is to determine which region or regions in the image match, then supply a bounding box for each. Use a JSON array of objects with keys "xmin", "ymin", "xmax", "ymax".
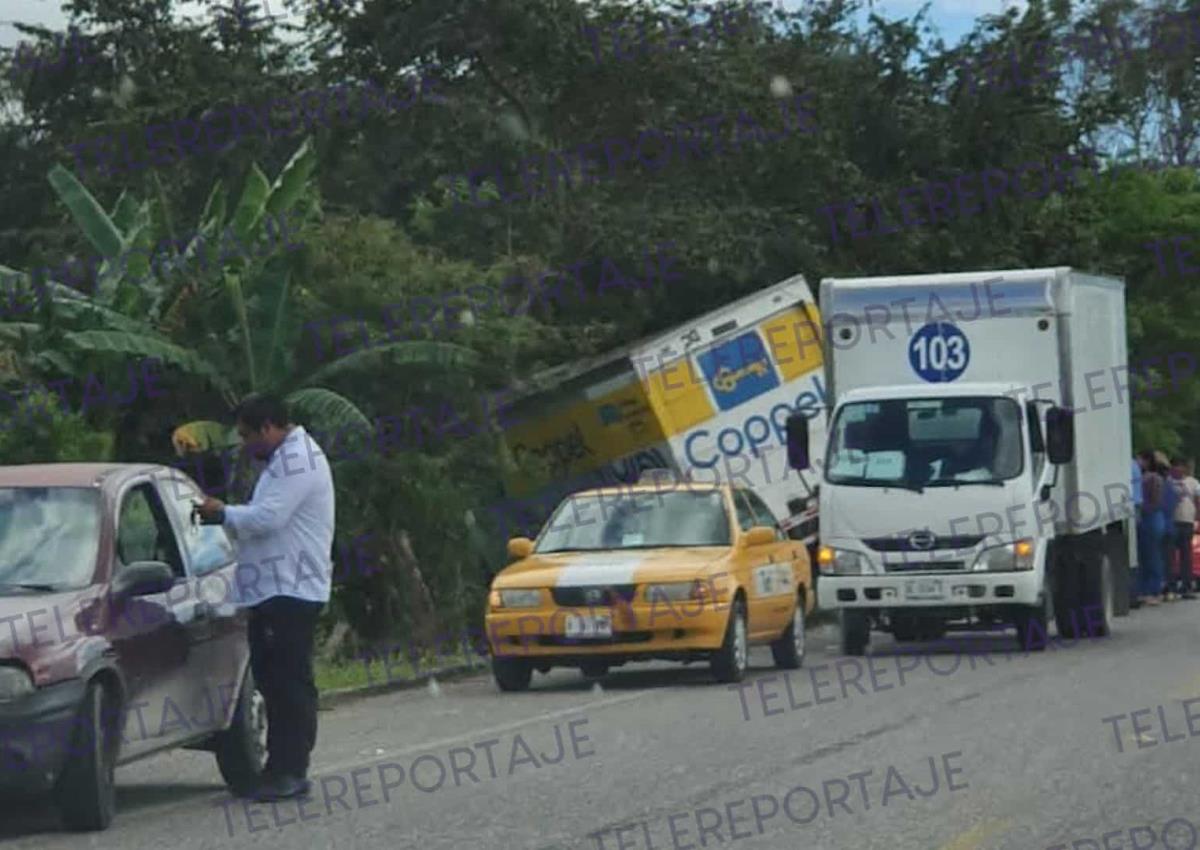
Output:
[
  {"xmin": 1168, "ymin": 456, "xmax": 1200, "ymax": 600},
  {"xmin": 196, "ymin": 394, "xmax": 335, "ymax": 801}
]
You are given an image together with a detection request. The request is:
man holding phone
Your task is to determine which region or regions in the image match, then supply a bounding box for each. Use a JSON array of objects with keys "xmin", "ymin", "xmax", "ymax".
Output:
[{"xmin": 195, "ymin": 394, "xmax": 335, "ymax": 802}]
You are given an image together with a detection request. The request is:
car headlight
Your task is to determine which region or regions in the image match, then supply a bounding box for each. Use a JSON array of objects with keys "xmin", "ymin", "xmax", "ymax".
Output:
[
  {"xmin": 972, "ymin": 539, "xmax": 1035, "ymax": 572},
  {"xmin": 490, "ymin": 589, "xmax": 544, "ymax": 608},
  {"xmin": 817, "ymin": 547, "xmax": 868, "ymax": 575},
  {"xmin": 0, "ymin": 666, "xmax": 33, "ymax": 701},
  {"xmin": 646, "ymin": 582, "xmax": 696, "ymax": 601}
]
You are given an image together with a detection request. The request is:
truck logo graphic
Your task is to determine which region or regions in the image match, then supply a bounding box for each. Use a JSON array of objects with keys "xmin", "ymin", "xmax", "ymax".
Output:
[
  {"xmin": 699, "ymin": 332, "xmax": 780, "ymax": 411},
  {"xmin": 908, "ymin": 530, "xmax": 936, "ymax": 550}
]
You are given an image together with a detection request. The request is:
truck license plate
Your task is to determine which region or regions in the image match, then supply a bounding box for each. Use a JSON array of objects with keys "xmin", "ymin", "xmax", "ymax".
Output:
[
  {"xmin": 565, "ymin": 613, "xmax": 613, "ymax": 639},
  {"xmin": 905, "ymin": 578, "xmax": 944, "ymax": 600}
]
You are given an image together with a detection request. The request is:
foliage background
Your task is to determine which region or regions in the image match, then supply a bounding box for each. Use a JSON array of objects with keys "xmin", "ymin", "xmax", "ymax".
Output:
[{"xmin": 0, "ymin": 0, "xmax": 1196, "ymax": 659}]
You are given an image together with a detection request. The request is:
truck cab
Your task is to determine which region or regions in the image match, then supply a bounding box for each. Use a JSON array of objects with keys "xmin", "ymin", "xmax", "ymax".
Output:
[{"xmin": 787, "ymin": 268, "xmax": 1136, "ymax": 654}]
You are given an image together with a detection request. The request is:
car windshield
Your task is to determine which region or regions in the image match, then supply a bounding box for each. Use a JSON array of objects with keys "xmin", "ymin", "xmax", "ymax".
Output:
[
  {"xmin": 824, "ymin": 396, "xmax": 1023, "ymax": 489},
  {"xmin": 535, "ymin": 490, "xmax": 731, "ymax": 552},
  {"xmin": 0, "ymin": 487, "xmax": 101, "ymax": 591}
]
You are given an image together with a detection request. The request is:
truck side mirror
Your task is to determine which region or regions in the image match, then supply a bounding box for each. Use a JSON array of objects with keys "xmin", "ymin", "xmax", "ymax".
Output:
[
  {"xmin": 786, "ymin": 414, "xmax": 810, "ymax": 470},
  {"xmin": 1046, "ymin": 406, "xmax": 1075, "ymax": 464}
]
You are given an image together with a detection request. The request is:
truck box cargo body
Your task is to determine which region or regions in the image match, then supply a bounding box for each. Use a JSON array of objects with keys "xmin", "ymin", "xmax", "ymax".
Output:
[
  {"xmin": 491, "ymin": 276, "xmax": 828, "ymax": 546},
  {"xmin": 801, "ymin": 267, "xmax": 1136, "ymax": 654}
]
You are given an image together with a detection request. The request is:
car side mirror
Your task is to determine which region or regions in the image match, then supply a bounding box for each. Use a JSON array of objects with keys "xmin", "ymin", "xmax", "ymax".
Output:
[
  {"xmin": 112, "ymin": 561, "xmax": 175, "ymax": 597},
  {"xmin": 1046, "ymin": 406, "xmax": 1075, "ymax": 464},
  {"xmin": 507, "ymin": 537, "xmax": 534, "ymax": 560},
  {"xmin": 741, "ymin": 526, "xmax": 776, "ymax": 548},
  {"xmin": 786, "ymin": 414, "xmax": 810, "ymax": 470}
]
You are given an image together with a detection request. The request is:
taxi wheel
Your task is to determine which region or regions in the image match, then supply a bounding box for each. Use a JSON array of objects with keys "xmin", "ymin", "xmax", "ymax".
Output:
[
  {"xmin": 492, "ymin": 657, "xmax": 533, "ymax": 692},
  {"xmin": 711, "ymin": 599, "xmax": 748, "ymax": 683},
  {"xmin": 770, "ymin": 597, "xmax": 806, "ymax": 669}
]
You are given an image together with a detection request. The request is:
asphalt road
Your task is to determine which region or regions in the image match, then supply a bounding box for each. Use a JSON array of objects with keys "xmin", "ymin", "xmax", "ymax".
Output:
[{"xmin": 4, "ymin": 603, "xmax": 1200, "ymax": 850}]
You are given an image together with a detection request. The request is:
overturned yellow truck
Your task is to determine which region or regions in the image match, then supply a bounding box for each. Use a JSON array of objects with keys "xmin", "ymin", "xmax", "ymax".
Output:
[{"xmin": 486, "ymin": 276, "xmax": 829, "ymax": 554}]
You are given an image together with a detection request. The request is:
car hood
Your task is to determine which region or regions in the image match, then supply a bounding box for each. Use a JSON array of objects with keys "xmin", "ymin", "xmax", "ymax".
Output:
[
  {"xmin": 822, "ymin": 479, "xmax": 1029, "ymax": 543},
  {"xmin": 495, "ymin": 547, "xmax": 730, "ymax": 588},
  {"xmin": 0, "ymin": 586, "xmax": 103, "ymax": 660}
]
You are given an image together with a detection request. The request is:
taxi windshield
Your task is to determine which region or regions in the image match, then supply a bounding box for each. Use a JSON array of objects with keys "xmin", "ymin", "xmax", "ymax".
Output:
[{"xmin": 536, "ymin": 490, "xmax": 731, "ymax": 552}]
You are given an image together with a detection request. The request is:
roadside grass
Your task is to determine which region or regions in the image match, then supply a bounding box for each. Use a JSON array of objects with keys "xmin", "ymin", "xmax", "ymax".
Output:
[{"xmin": 315, "ymin": 646, "xmax": 486, "ymax": 693}]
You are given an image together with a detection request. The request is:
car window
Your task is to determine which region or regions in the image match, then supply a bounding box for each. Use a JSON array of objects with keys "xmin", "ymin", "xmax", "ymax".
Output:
[
  {"xmin": 117, "ymin": 484, "xmax": 185, "ymax": 578},
  {"xmin": 743, "ymin": 490, "xmax": 784, "ymax": 540},
  {"xmin": 535, "ymin": 490, "xmax": 731, "ymax": 551},
  {"xmin": 733, "ymin": 490, "xmax": 757, "ymax": 532},
  {"xmin": 157, "ymin": 475, "xmax": 236, "ymax": 577}
]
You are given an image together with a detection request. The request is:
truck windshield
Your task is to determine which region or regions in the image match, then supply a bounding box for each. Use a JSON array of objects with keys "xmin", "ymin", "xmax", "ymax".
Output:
[
  {"xmin": 0, "ymin": 487, "xmax": 101, "ymax": 591},
  {"xmin": 824, "ymin": 397, "xmax": 1023, "ymax": 488},
  {"xmin": 536, "ymin": 490, "xmax": 731, "ymax": 552}
]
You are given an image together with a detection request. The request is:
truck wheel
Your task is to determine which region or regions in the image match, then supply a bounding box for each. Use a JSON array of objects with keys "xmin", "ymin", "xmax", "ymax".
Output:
[
  {"xmin": 214, "ymin": 670, "xmax": 268, "ymax": 796},
  {"xmin": 840, "ymin": 610, "xmax": 869, "ymax": 656},
  {"xmin": 1081, "ymin": 551, "xmax": 1114, "ymax": 638},
  {"xmin": 1053, "ymin": 556, "xmax": 1082, "ymax": 640},
  {"xmin": 492, "ymin": 657, "xmax": 533, "ymax": 692},
  {"xmin": 916, "ymin": 617, "xmax": 946, "ymax": 641},
  {"xmin": 54, "ymin": 681, "xmax": 119, "ymax": 832},
  {"xmin": 711, "ymin": 599, "xmax": 748, "ymax": 683},
  {"xmin": 770, "ymin": 597, "xmax": 806, "ymax": 669},
  {"xmin": 1016, "ymin": 577, "xmax": 1053, "ymax": 653}
]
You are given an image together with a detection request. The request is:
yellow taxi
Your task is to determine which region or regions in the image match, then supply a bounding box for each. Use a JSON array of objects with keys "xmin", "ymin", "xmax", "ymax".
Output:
[{"xmin": 484, "ymin": 472, "xmax": 814, "ymax": 691}]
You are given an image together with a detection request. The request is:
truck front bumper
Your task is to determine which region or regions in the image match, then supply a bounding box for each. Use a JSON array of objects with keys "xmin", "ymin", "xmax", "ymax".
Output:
[{"xmin": 818, "ymin": 570, "xmax": 1041, "ymax": 609}]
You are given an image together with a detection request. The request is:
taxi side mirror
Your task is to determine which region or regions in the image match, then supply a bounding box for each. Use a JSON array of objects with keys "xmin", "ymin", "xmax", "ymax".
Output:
[
  {"xmin": 507, "ymin": 537, "xmax": 534, "ymax": 560},
  {"xmin": 741, "ymin": 526, "xmax": 775, "ymax": 548}
]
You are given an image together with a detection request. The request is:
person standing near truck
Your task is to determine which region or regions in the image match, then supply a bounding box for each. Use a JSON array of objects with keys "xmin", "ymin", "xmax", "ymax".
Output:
[
  {"xmin": 1131, "ymin": 456, "xmax": 1144, "ymax": 609},
  {"xmin": 1137, "ymin": 449, "xmax": 1167, "ymax": 606},
  {"xmin": 1168, "ymin": 456, "xmax": 1199, "ymax": 600}
]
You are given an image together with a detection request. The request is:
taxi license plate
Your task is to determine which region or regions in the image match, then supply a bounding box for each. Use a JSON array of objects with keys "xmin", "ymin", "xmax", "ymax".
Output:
[
  {"xmin": 905, "ymin": 578, "xmax": 944, "ymax": 600},
  {"xmin": 564, "ymin": 613, "xmax": 612, "ymax": 639}
]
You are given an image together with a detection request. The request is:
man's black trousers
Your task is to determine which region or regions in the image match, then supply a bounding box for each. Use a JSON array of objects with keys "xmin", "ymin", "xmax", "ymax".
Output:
[{"xmin": 248, "ymin": 595, "xmax": 324, "ymax": 778}]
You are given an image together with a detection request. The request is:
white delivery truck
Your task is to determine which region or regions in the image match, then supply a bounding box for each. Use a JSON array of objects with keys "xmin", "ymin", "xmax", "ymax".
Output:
[
  {"xmin": 492, "ymin": 275, "xmax": 828, "ymax": 550},
  {"xmin": 784, "ymin": 268, "xmax": 1137, "ymax": 654}
]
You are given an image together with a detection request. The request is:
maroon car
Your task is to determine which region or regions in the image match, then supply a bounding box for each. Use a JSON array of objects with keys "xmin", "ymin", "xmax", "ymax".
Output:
[{"xmin": 0, "ymin": 463, "xmax": 266, "ymax": 831}]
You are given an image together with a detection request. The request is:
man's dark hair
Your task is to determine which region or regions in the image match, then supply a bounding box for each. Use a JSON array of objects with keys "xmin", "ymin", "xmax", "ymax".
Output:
[
  {"xmin": 1138, "ymin": 449, "xmax": 1156, "ymax": 464},
  {"xmin": 1172, "ymin": 456, "xmax": 1188, "ymax": 466},
  {"xmin": 234, "ymin": 393, "xmax": 289, "ymax": 431}
]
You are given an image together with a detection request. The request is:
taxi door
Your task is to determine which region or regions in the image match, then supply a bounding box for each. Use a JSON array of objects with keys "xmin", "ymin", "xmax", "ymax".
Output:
[{"xmin": 732, "ymin": 489, "xmax": 795, "ymax": 640}]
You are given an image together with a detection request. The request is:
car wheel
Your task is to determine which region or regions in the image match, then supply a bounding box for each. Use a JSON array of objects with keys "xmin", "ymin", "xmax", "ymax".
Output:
[
  {"xmin": 1016, "ymin": 574, "xmax": 1053, "ymax": 652},
  {"xmin": 579, "ymin": 660, "xmax": 609, "ymax": 680},
  {"xmin": 492, "ymin": 656, "xmax": 533, "ymax": 692},
  {"xmin": 840, "ymin": 610, "xmax": 869, "ymax": 656},
  {"xmin": 770, "ymin": 597, "xmax": 806, "ymax": 669},
  {"xmin": 214, "ymin": 669, "xmax": 268, "ymax": 796},
  {"xmin": 711, "ymin": 598, "xmax": 748, "ymax": 683},
  {"xmin": 1053, "ymin": 554, "xmax": 1082, "ymax": 640},
  {"xmin": 55, "ymin": 681, "xmax": 118, "ymax": 832}
]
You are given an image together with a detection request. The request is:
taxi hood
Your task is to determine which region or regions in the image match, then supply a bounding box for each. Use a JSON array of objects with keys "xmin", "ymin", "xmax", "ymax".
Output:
[{"xmin": 494, "ymin": 548, "xmax": 730, "ymax": 588}]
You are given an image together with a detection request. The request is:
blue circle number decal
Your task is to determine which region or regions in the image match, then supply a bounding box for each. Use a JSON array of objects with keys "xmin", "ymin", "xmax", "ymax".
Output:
[{"xmin": 908, "ymin": 322, "xmax": 970, "ymax": 382}]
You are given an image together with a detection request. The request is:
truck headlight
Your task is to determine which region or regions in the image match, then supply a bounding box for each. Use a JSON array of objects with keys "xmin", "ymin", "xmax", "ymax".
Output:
[
  {"xmin": 0, "ymin": 666, "xmax": 33, "ymax": 701},
  {"xmin": 973, "ymin": 539, "xmax": 1035, "ymax": 572},
  {"xmin": 817, "ymin": 547, "xmax": 867, "ymax": 575},
  {"xmin": 490, "ymin": 589, "xmax": 544, "ymax": 608}
]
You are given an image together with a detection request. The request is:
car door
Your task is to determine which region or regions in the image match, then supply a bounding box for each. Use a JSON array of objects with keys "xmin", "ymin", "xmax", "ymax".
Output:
[
  {"xmin": 743, "ymin": 489, "xmax": 805, "ymax": 629},
  {"xmin": 155, "ymin": 471, "xmax": 249, "ymax": 733},
  {"xmin": 109, "ymin": 479, "xmax": 208, "ymax": 759},
  {"xmin": 731, "ymin": 489, "xmax": 779, "ymax": 640}
]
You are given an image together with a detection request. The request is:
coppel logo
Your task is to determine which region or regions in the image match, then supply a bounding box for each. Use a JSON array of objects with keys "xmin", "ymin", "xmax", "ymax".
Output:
[
  {"xmin": 908, "ymin": 322, "xmax": 970, "ymax": 383},
  {"xmin": 699, "ymin": 332, "xmax": 780, "ymax": 411}
]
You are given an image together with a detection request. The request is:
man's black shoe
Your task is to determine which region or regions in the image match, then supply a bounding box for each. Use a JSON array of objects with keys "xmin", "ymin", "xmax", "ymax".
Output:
[{"xmin": 251, "ymin": 774, "xmax": 312, "ymax": 802}]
